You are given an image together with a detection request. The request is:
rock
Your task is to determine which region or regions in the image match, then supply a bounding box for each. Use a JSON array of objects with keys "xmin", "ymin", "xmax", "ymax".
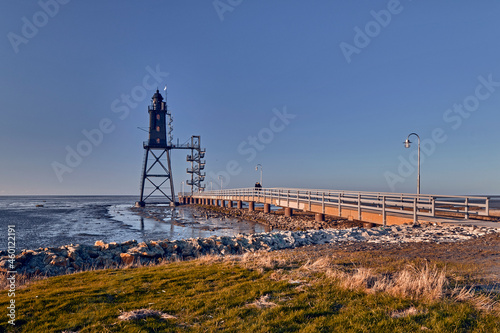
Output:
[
  {"xmin": 87, "ymin": 248, "xmax": 101, "ymax": 259},
  {"xmin": 120, "ymin": 253, "xmax": 136, "ymax": 265},
  {"xmin": 94, "ymin": 240, "xmax": 106, "ymax": 247},
  {"xmin": 3, "ymin": 222, "xmax": 498, "ymax": 279},
  {"xmin": 50, "ymin": 256, "xmax": 69, "ymax": 267}
]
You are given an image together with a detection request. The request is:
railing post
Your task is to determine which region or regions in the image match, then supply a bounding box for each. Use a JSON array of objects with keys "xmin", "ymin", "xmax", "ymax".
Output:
[
  {"xmin": 464, "ymin": 197, "xmax": 469, "ymax": 220},
  {"xmin": 358, "ymin": 193, "xmax": 361, "ymax": 220},
  {"xmin": 308, "ymin": 191, "xmax": 311, "ymax": 211},
  {"xmin": 287, "ymin": 190, "xmax": 290, "ymax": 207},
  {"xmin": 431, "ymin": 197, "xmax": 435, "ymax": 217},
  {"xmin": 297, "ymin": 189, "xmax": 300, "ymax": 209},
  {"xmin": 413, "ymin": 197, "xmax": 417, "ymax": 224},
  {"xmin": 486, "ymin": 197, "xmax": 490, "ymax": 216},
  {"xmin": 382, "ymin": 195, "xmax": 386, "ymax": 227},
  {"xmin": 338, "ymin": 193, "xmax": 342, "ymax": 217},
  {"xmin": 322, "ymin": 192, "xmax": 325, "ymax": 214}
]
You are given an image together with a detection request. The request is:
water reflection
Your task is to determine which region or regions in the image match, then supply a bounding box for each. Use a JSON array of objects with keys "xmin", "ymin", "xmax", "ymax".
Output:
[{"xmin": 108, "ymin": 204, "xmax": 271, "ymax": 244}]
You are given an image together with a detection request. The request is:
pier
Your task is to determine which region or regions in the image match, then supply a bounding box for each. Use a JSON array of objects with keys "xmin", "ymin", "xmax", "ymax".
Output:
[{"xmin": 180, "ymin": 188, "xmax": 500, "ymax": 226}]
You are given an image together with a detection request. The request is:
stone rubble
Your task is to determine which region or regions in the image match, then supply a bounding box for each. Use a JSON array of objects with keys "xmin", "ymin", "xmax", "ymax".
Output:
[
  {"xmin": 1, "ymin": 225, "xmax": 498, "ymax": 278},
  {"xmin": 182, "ymin": 204, "xmax": 366, "ymax": 231}
]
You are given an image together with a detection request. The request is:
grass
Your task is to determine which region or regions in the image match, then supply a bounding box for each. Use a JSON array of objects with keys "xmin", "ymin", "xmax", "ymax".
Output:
[{"xmin": 1, "ymin": 251, "xmax": 499, "ymax": 332}]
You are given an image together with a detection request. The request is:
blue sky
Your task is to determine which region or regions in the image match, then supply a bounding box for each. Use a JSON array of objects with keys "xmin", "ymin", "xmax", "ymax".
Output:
[{"xmin": 1, "ymin": 0, "xmax": 499, "ymax": 196}]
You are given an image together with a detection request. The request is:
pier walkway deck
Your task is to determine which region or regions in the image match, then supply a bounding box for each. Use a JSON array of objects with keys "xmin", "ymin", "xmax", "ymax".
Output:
[{"xmin": 180, "ymin": 188, "xmax": 500, "ymax": 227}]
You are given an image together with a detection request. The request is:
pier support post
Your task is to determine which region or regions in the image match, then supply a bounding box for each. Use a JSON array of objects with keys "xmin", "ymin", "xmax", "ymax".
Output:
[
  {"xmin": 285, "ymin": 207, "xmax": 293, "ymax": 217},
  {"xmin": 221, "ymin": 200, "xmax": 226, "ymax": 208},
  {"xmin": 315, "ymin": 213, "xmax": 325, "ymax": 222},
  {"xmin": 237, "ymin": 200, "xmax": 243, "ymax": 209},
  {"xmin": 249, "ymin": 201, "xmax": 255, "ymax": 212},
  {"xmin": 264, "ymin": 203, "xmax": 271, "ymax": 213},
  {"xmin": 229, "ymin": 201, "xmax": 234, "ymax": 208}
]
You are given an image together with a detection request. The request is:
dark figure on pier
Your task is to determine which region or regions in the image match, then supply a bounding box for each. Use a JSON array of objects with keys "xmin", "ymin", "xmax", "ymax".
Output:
[{"xmin": 255, "ymin": 182, "xmax": 262, "ymax": 191}]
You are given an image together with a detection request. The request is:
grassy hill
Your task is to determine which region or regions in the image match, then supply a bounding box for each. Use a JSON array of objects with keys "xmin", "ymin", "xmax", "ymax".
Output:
[{"xmin": 1, "ymin": 242, "xmax": 499, "ymax": 332}]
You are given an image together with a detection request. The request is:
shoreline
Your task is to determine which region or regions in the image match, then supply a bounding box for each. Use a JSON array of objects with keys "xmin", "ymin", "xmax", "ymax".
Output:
[{"xmin": 1, "ymin": 223, "xmax": 499, "ymax": 279}]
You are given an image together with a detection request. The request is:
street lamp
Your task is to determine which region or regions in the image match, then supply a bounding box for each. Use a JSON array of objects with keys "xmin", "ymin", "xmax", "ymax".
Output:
[
  {"xmin": 404, "ymin": 133, "xmax": 420, "ymax": 195},
  {"xmin": 255, "ymin": 164, "xmax": 263, "ymax": 186},
  {"xmin": 218, "ymin": 175, "xmax": 223, "ymax": 190}
]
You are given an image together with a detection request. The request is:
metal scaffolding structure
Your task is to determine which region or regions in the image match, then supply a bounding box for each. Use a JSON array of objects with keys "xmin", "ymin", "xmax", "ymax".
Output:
[{"xmin": 186, "ymin": 135, "xmax": 206, "ymax": 194}]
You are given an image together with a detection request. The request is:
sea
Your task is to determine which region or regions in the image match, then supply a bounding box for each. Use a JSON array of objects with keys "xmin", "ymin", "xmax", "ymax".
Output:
[{"xmin": 0, "ymin": 196, "xmax": 271, "ymax": 252}]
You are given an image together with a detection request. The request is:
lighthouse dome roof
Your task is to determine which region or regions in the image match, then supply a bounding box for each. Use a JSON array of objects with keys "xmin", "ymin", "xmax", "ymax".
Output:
[{"xmin": 152, "ymin": 89, "xmax": 163, "ymax": 102}]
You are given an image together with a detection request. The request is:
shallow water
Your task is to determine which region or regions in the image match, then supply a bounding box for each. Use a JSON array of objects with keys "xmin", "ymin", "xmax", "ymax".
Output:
[{"xmin": 0, "ymin": 196, "xmax": 270, "ymax": 251}]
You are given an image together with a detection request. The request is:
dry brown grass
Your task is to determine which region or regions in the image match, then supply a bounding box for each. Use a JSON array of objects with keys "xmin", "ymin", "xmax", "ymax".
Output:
[
  {"xmin": 0, "ymin": 271, "xmax": 47, "ymax": 290},
  {"xmin": 118, "ymin": 308, "xmax": 177, "ymax": 321},
  {"xmin": 227, "ymin": 250, "xmax": 296, "ymax": 274},
  {"xmin": 390, "ymin": 264, "xmax": 448, "ymax": 300},
  {"xmin": 194, "ymin": 253, "xmax": 225, "ymax": 265},
  {"xmin": 246, "ymin": 294, "xmax": 278, "ymax": 309},
  {"xmin": 326, "ymin": 263, "xmax": 448, "ymax": 301},
  {"xmin": 300, "ymin": 256, "xmax": 336, "ymax": 272},
  {"xmin": 193, "ymin": 251, "xmax": 500, "ymax": 312},
  {"xmin": 390, "ymin": 306, "xmax": 427, "ymax": 318},
  {"xmin": 452, "ymin": 286, "xmax": 500, "ymax": 313}
]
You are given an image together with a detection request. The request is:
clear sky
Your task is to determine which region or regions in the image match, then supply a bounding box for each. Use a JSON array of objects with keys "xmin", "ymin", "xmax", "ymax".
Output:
[{"xmin": 1, "ymin": 0, "xmax": 499, "ymax": 196}]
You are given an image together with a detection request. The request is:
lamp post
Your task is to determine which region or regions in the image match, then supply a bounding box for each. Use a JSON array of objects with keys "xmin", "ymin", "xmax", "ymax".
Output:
[
  {"xmin": 255, "ymin": 164, "xmax": 263, "ymax": 186},
  {"xmin": 181, "ymin": 181, "xmax": 184, "ymax": 195},
  {"xmin": 218, "ymin": 175, "xmax": 223, "ymax": 190},
  {"xmin": 210, "ymin": 181, "xmax": 213, "ymax": 191},
  {"xmin": 404, "ymin": 133, "xmax": 420, "ymax": 195}
]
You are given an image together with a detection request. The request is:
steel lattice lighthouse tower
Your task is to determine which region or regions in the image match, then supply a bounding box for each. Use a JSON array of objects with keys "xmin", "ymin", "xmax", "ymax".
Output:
[
  {"xmin": 136, "ymin": 89, "xmax": 175, "ymax": 207},
  {"xmin": 136, "ymin": 88, "xmax": 206, "ymax": 207}
]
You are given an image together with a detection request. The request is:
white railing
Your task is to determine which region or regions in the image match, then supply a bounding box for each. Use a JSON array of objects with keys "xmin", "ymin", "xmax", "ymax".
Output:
[{"xmin": 182, "ymin": 187, "xmax": 497, "ymax": 225}]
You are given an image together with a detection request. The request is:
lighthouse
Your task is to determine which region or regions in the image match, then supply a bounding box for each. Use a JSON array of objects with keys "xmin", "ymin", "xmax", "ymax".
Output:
[
  {"xmin": 135, "ymin": 88, "xmax": 206, "ymax": 207},
  {"xmin": 147, "ymin": 89, "xmax": 168, "ymax": 147},
  {"xmin": 136, "ymin": 89, "xmax": 175, "ymax": 207}
]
